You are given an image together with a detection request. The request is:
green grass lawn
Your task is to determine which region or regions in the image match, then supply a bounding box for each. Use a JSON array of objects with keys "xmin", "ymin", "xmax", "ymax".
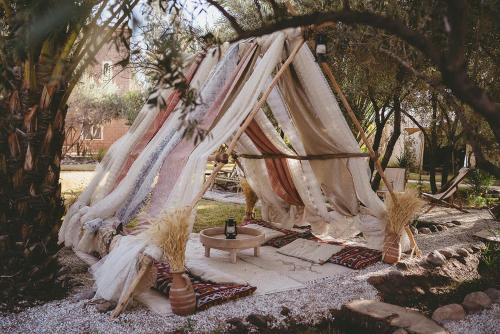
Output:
[{"xmin": 193, "ymin": 199, "xmax": 261, "ymax": 233}]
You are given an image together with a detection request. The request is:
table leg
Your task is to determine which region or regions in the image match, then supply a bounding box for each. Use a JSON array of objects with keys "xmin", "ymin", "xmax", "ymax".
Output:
[
  {"xmin": 254, "ymin": 247, "xmax": 260, "ymax": 257},
  {"xmin": 204, "ymin": 245, "xmax": 210, "ymax": 258},
  {"xmin": 230, "ymin": 249, "xmax": 237, "ymax": 263}
]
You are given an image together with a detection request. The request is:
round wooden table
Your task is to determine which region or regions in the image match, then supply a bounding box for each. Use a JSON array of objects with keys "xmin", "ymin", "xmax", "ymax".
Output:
[{"xmin": 199, "ymin": 226, "xmax": 265, "ymax": 263}]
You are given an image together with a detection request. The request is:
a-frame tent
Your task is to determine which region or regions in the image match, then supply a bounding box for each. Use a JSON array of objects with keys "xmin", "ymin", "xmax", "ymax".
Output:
[{"xmin": 58, "ymin": 28, "xmax": 410, "ymax": 313}]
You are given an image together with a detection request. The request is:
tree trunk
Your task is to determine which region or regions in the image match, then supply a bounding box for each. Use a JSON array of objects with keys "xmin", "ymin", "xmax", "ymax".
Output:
[
  {"xmin": 440, "ymin": 147, "xmax": 451, "ymax": 190},
  {"xmin": 371, "ymin": 99, "xmax": 402, "ymax": 190},
  {"xmin": 428, "ymin": 94, "xmax": 439, "ymax": 194},
  {"xmin": 0, "ymin": 83, "xmax": 67, "ymax": 302}
]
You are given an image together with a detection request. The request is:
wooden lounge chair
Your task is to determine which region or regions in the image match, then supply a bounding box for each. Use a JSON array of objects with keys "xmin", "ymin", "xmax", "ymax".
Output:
[
  {"xmin": 422, "ymin": 167, "xmax": 470, "ymax": 213},
  {"xmin": 211, "ymin": 164, "xmax": 241, "ymax": 192},
  {"xmin": 376, "ymin": 167, "xmax": 407, "ymax": 198}
]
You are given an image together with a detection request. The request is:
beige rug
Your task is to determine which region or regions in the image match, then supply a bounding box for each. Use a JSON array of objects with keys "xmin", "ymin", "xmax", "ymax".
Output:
[{"xmin": 185, "ymin": 234, "xmax": 352, "ymax": 295}]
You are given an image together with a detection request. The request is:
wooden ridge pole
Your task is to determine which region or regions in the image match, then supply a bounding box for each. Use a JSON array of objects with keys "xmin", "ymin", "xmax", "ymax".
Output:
[
  {"xmin": 320, "ymin": 62, "xmax": 420, "ymax": 257},
  {"xmin": 191, "ymin": 38, "xmax": 305, "ymax": 207},
  {"xmin": 237, "ymin": 152, "xmax": 369, "ymax": 160}
]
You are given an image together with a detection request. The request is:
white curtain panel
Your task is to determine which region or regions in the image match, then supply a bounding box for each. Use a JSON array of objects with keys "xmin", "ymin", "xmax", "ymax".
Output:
[
  {"xmin": 263, "ymin": 87, "xmax": 360, "ymax": 239},
  {"xmin": 78, "ymin": 48, "xmax": 222, "ymax": 224},
  {"xmin": 118, "ymin": 44, "xmax": 239, "ymax": 224},
  {"xmin": 235, "ymin": 133, "xmax": 291, "ymax": 226},
  {"xmin": 59, "ymin": 49, "xmax": 221, "ymax": 247}
]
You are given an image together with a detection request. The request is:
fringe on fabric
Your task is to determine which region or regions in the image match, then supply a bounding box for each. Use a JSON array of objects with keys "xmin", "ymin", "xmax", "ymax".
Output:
[{"xmin": 144, "ymin": 206, "xmax": 193, "ymax": 272}]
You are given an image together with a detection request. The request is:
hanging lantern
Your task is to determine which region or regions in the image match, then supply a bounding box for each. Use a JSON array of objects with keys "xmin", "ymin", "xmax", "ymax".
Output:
[
  {"xmin": 224, "ymin": 217, "xmax": 237, "ymax": 239},
  {"xmin": 315, "ymin": 33, "xmax": 327, "ymax": 62}
]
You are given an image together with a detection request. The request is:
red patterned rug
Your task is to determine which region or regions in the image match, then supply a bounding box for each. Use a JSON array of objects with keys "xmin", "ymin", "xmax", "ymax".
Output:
[
  {"xmin": 327, "ymin": 246, "xmax": 382, "ymax": 270},
  {"xmin": 155, "ymin": 262, "xmax": 256, "ymax": 311}
]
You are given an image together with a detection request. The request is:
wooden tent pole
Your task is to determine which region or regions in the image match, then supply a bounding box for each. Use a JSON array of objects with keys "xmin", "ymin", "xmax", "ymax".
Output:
[
  {"xmin": 320, "ymin": 62, "xmax": 421, "ymax": 257},
  {"xmin": 190, "ymin": 38, "xmax": 305, "ymax": 207},
  {"xmin": 320, "ymin": 62, "xmax": 397, "ymax": 203}
]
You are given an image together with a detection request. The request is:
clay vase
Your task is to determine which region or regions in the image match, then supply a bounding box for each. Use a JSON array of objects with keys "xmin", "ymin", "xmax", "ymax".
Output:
[
  {"xmin": 169, "ymin": 271, "xmax": 196, "ymax": 316},
  {"xmin": 382, "ymin": 232, "xmax": 401, "ymax": 264}
]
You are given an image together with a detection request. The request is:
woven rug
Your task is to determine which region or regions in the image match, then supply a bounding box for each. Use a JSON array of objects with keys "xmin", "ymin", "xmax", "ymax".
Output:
[
  {"xmin": 327, "ymin": 246, "xmax": 382, "ymax": 270},
  {"xmin": 155, "ymin": 261, "xmax": 256, "ymax": 311}
]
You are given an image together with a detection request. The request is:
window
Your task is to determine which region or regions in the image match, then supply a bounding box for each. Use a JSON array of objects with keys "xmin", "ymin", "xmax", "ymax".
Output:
[
  {"xmin": 102, "ymin": 61, "xmax": 113, "ymax": 82},
  {"xmin": 82, "ymin": 125, "xmax": 103, "ymax": 140}
]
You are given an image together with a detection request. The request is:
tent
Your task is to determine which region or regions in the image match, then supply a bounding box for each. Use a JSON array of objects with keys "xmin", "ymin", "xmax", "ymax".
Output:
[{"xmin": 58, "ymin": 28, "xmax": 407, "ymax": 313}]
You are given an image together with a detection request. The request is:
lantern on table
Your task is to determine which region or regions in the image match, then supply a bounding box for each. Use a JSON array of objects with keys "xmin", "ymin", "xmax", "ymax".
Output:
[
  {"xmin": 224, "ymin": 217, "xmax": 237, "ymax": 239},
  {"xmin": 315, "ymin": 33, "xmax": 327, "ymax": 62}
]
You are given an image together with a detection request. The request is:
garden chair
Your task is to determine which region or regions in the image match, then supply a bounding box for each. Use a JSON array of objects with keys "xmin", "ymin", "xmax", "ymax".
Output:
[
  {"xmin": 376, "ymin": 167, "xmax": 407, "ymax": 198},
  {"xmin": 422, "ymin": 167, "xmax": 471, "ymax": 213}
]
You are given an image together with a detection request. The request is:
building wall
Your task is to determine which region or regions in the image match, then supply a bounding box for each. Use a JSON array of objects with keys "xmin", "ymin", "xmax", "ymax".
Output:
[
  {"xmin": 64, "ymin": 118, "xmax": 130, "ymax": 155},
  {"xmin": 64, "ymin": 27, "xmax": 135, "ymax": 156}
]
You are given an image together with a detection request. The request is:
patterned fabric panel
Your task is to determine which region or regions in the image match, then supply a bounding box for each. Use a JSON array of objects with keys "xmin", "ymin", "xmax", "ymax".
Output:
[
  {"xmin": 154, "ymin": 261, "xmax": 256, "ymax": 311},
  {"xmin": 327, "ymin": 246, "xmax": 382, "ymax": 270}
]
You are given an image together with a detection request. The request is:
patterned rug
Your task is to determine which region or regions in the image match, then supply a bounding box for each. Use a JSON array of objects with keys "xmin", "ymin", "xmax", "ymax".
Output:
[
  {"xmin": 327, "ymin": 246, "xmax": 382, "ymax": 270},
  {"xmin": 242, "ymin": 219, "xmax": 379, "ymax": 270},
  {"xmin": 155, "ymin": 261, "xmax": 256, "ymax": 311}
]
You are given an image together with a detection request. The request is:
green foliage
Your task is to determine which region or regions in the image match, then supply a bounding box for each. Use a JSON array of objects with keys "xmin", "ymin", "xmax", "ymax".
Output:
[
  {"xmin": 94, "ymin": 148, "xmax": 106, "ymax": 163},
  {"xmin": 479, "ymin": 242, "xmax": 500, "ymax": 273},
  {"xmin": 466, "ymin": 169, "xmax": 497, "ymax": 207},
  {"xmin": 67, "ymin": 74, "xmax": 147, "ymax": 128},
  {"xmin": 468, "ymin": 169, "xmax": 495, "ymax": 196}
]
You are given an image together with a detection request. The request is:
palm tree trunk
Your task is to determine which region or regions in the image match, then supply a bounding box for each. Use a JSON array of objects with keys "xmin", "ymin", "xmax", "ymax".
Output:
[{"xmin": 0, "ymin": 83, "xmax": 67, "ymax": 302}]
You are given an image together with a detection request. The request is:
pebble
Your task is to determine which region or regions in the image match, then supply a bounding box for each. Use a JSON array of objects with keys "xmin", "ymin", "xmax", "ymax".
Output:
[
  {"xmin": 392, "ymin": 329, "xmax": 408, "ymax": 334},
  {"xmin": 418, "ymin": 227, "xmax": 432, "ymax": 234},
  {"xmin": 427, "ymin": 251, "xmax": 446, "ymax": 266},
  {"xmin": 484, "ymin": 288, "xmax": 500, "ymax": 304},
  {"xmin": 438, "ymin": 249, "xmax": 454, "ymax": 259},
  {"xmin": 94, "ymin": 300, "xmax": 116, "ymax": 313},
  {"xmin": 445, "ymin": 222, "xmax": 456, "ymax": 228},
  {"xmin": 432, "ymin": 304, "xmax": 465, "ymax": 323},
  {"xmin": 450, "ymin": 220, "xmax": 462, "ymax": 225},
  {"xmin": 388, "ymin": 270, "xmax": 404, "ymax": 278},
  {"xmin": 462, "ymin": 292, "xmax": 492, "ymax": 312},
  {"xmin": 456, "ymin": 248, "xmax": 470, "ymax": 257}
]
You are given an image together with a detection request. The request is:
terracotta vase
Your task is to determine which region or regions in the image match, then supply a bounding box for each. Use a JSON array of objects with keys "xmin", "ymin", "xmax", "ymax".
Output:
[
  {"xmin": 169, "ymin": 271, "xmax": 196, "ymax": 316},
  {"xmin": 382, "ymin": 232, "xmax": 401, "ymax": 264}
]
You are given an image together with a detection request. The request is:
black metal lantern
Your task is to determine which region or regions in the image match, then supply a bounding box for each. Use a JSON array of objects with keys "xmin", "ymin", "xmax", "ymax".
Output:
[
  {"xmin": 315, "ymin": 33, "xmax": 327, "ymax": 62},
  {"xmin": 224, "ymin": 217, "xmax": 237, "ymax": 239}
]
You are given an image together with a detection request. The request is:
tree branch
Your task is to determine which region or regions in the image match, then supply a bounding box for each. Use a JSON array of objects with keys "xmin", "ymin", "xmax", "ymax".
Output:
[{"xmin": 206, "ymin": 0, "xmax": 244, "ymax": 35}]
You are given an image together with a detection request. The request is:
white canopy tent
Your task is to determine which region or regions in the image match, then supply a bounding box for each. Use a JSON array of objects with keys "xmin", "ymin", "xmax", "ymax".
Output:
[{"xmin": 58, "ymin": 28, "xmax": 413, "ymax": 314}]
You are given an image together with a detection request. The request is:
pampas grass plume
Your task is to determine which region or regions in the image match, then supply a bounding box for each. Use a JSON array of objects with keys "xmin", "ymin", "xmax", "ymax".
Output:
[
  {"xmin": 145, "ymin": 206, "xmax": 193, "ymax": 272},
  {"xmin": 385, "ymin": 189, "xmax": 425, "ymax": 235}
]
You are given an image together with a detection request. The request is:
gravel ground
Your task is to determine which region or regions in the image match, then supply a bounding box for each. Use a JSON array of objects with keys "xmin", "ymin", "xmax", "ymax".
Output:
[
  {"xmin": 0, "ymin": 207, "xmax": 496, "ymax": 333},
  {"xmin": 443, "ymin": 304, "xmax": 500, "ymax": 334}
]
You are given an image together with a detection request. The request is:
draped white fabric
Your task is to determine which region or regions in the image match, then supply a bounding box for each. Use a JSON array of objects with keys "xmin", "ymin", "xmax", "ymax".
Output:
[
  {"xmin": 163, "ymin": 32, "xmax": 286, "ymax": 212},
  {"xmin": 59, "ymin": 49, "xmax": 221, "ymax": 247}
]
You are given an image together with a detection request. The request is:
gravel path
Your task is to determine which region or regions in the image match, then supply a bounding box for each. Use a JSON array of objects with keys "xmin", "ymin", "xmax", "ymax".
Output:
[
  {"xmin": 443, "ymin": 304, "xmax": 500, "ymax": 334},
  {"xmin": 0, "ymin": 207, "xmax": 496, "ymax": 333}
]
